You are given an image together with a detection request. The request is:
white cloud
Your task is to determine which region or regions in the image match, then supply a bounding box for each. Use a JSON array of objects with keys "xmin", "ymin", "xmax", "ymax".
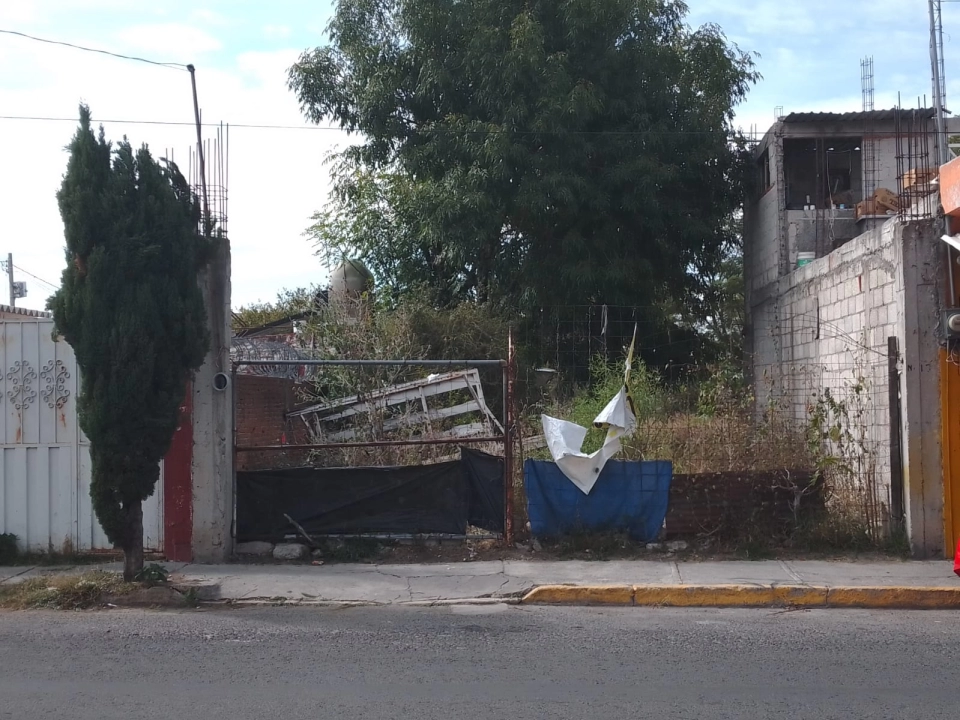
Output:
[
  {"xmin": 0, "ymin": 27, "xmax": 346, "ymax": 310},
  {"xmin": 190, "ymin": 8, "xmax": 231, "ymax": 27},
  {"xmin": 114, "ymin": 23, "xmax": 222, "ymax": 58},
  {"xmin": 263, "ymin": 24, "xmax": 292, "ymax": 40},
  {"xmin": 0, "ymin": 6, "xmax": 40, "ymax": 24}
]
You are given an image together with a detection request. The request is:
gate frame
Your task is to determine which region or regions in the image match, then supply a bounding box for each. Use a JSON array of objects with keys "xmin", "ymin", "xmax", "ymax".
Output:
[{"xmin": 231, "ymin": 343, "xmax": 516, "ymax": 544}]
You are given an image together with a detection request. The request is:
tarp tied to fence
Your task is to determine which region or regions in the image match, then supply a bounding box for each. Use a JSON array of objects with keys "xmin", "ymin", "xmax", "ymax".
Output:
[
  {"xmin": 524, "ymin": 459, "xmax": 672, "ymax": 541},
  {"xmin": 236, "ymin": 448, "xmax": 504, "ymax": 540}
]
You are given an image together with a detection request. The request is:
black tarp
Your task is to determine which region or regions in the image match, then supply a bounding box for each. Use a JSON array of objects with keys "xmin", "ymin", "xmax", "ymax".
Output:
[
  {"xmin": 461, "ymin": 448, "xmax": 504, "ymax": 532},
  {"xmin": 236, "ymin": 448, "xmax": 505, "ymax": 540}
]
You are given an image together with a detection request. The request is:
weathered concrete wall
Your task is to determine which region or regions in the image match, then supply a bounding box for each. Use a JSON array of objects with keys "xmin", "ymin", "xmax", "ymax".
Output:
[
  {"xmin": 750, "ymin": 217, "xmax": 944, "ymax": 556},
  {"xmin": 191, "ymin": 239, "xmax": 234, "ymax": 562},
  {"xmin": 774, "ymin": 223, "xmax": 901, "ymax": 511},
  {"xmin": 745, "ymin": 186, "xmax": 781, "ymax": 297}
]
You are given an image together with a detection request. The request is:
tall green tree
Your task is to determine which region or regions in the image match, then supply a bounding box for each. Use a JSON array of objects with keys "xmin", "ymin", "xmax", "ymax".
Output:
[
  {"xmin": 290, "ymin": 0, "xmax": 757, "ymax": 318},
  {"xmin": 50, "ymin": 106, "xmax": 210, "ymax": 579}
]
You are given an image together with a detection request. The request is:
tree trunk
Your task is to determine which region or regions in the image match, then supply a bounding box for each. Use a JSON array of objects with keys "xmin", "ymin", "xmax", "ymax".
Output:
[{"xmin": 121, "ymin": 501, "xmax": 144, "ymax": 581}]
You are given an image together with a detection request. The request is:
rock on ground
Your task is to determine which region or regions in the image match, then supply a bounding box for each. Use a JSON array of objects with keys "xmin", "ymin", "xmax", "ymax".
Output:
[{"xmin": 273, "ymin": 543, "xmax": 309, "ymax": 561}]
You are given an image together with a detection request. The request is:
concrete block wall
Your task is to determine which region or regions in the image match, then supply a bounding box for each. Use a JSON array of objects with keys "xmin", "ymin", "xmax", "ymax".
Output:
[
  {"xmin": 870, "ymin": 135, "xmax": 901, "ymax": 196},
  {"xmin": 753, "ymin": 220, "xmax": 903, "ymax": 525}
]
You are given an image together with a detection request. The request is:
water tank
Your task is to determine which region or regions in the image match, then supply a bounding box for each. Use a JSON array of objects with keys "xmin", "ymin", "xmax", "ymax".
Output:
[
  {"xmin": 329, "ymin": 259, "xmax": 374, "ymax": 297},
  {"xmin": 329, "ymin": 259, "xmax": 374, "ymax": 322}
]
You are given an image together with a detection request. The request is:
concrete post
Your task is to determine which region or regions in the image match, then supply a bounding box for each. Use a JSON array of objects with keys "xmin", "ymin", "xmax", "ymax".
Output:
[
  {"xmin": 898, "ymin": 219, "xmax": 945, "ymax": 557},
  {"xmin": 191, "ymin": 238, "xmax": 234, "ymax": 562}
]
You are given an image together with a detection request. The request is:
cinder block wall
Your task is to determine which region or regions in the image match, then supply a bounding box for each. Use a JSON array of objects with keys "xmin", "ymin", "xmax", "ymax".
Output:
[
  {"xmin": 235, "ymin": 375, "xmax": 310, "ymax": 471},
  {"xmin": 752, "ymin": 221, "xmax": 904, "ymax": 526}
]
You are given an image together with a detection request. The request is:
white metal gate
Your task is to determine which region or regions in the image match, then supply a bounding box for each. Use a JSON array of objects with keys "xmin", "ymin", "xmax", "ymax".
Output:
[{"xmin": 0, "ymin": 320, "xmax": 163, "ymax": 552}]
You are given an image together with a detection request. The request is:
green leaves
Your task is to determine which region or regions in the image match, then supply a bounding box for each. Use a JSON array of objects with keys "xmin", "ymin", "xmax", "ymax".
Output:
[
  {"xmin": 291, "ymin": 0, "xmax": 757, "ymax": 333},
  {"xmin": 49, "ymin": 105, "xmax": 209, "ymax": 548}
]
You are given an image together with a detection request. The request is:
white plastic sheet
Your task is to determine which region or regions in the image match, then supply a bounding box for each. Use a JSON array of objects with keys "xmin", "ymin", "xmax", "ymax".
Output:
[{"xmin": 540, "ymin": 326, "xmax": 637, "ymax": 494}]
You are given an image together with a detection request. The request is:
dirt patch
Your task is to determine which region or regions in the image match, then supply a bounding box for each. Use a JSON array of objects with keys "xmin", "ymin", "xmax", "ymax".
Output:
[{"xmin": 0, "ymin": 571, "xmax": 134, "ymax": 610}]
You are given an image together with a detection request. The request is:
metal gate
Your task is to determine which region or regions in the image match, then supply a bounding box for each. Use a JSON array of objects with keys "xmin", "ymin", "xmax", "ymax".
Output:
[{"xmin": 0, "ymin": 320, "xmax": 162, "ymax": 552}]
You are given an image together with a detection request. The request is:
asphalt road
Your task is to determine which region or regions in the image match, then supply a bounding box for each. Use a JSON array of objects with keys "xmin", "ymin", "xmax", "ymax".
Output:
[{"xmin": 1, "ymin": 604, "xmax": 958, "ymax": 719}]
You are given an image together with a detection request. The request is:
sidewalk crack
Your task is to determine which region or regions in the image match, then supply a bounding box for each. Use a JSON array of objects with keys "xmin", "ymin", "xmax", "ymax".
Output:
[{"xmin": 778, "ymin": 560, "xmax": 804, "ymax": 585}]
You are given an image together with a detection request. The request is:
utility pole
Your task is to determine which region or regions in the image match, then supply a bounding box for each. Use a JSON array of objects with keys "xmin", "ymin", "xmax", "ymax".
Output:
[
  {"xmin": 6, "ymin": 253, "xmax": 14, "ymax": 308},
  {"xmin": 929, "ymin": 0, "xmax": 955, "ymax": 303},
  {"xmin": 930, "ymin": 0, "xmax": 948, "ymax": 166},
  {"xmin": 186, "ymin": 64, "xmax": 210, "ymax": 234}
]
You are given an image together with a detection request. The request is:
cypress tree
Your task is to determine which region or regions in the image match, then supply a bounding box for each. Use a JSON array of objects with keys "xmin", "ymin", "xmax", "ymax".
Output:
[{"xmin": 50, "ymin": 105, "xmax": 210, "ymax": 579}]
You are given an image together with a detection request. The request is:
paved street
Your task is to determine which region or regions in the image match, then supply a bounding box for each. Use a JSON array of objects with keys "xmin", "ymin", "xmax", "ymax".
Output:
[{"xmin": 1, "ymin": 605, "xmax": 958, "ymax": 719}]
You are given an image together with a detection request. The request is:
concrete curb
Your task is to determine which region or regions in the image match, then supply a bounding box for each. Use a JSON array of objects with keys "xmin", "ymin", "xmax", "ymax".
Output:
[
  {"xmin": 521, "ymin": 584, "xmax": 960, "ymax": 609},
  {"xmin": 205, "ymin": 597, "xmax": 520, "ymax": 608}
]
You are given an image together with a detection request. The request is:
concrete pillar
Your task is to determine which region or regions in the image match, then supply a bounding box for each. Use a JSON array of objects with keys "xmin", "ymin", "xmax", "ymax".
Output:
[
  {"xmin": 191, "ymin": 238, "xmax": 234, "ymax": 562},
  {"xmin": 898, "ymin": 219, "xmax": 945, "ymax": 557},
  {"xmin": 163, "ymin": 383, "xmax": 194, "ymax": 562}
]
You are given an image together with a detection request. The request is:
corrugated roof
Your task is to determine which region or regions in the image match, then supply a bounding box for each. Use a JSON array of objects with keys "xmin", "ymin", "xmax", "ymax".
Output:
[
  {"xmin": 0, "ymin": 304, "xmax": 52, "ymax": 319},
  {"xmin": 781, "ymin": 108, "xmax": 936, "ymax": 123}
]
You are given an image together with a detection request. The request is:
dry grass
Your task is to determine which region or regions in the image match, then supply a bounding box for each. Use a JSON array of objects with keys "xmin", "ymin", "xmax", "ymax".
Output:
[
  {"xmin": 517, "ymin": 377, "xmax": 896, "ymax": 553},
  {"xmin": 620, "ymin": 410, "xmax": 813, "ymax": 474},
  {"xmin": 0, "ymin": 571, "xmax": 133, "ymax": 610}
]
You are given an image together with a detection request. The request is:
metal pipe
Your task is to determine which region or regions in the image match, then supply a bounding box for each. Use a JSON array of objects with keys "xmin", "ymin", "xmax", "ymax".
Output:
[
  {"xmin": 503, "ymin": 330, "xmax": 515, "ymax": 545},
  {"xmin": 233, "ymin": 359, "xmax": 506, "ymax": 368},
  {"xmin": 928, "ymin": 1, "xmax": 955, "ymax": 302},
  {"xmin": 236, "ymin": 435, "xmax": 507, "ymax": 452},
  {"xmin": 186, "ymin": 64, "xmax": 210, "ymax": 233},
  {"xmin": 887, "ymin": 336, "xmax": 905, "ymax": 532},
  {"xmin": 930, "ymin": 0, "xmax": 947, "ymax": 165},
  {"xmin": 231, "ymin": 364, "xmax": 238, "ymax": 542}
]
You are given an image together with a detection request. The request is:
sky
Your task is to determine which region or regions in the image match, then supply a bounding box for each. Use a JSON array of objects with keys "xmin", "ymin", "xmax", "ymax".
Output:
[{"xmin": 0, "ymin": 0, "xmax": 958, "ymax": 311}]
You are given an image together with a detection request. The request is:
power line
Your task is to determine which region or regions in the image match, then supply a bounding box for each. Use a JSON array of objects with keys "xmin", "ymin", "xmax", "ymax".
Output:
[
  {"xmin": 0, "ymin": 114, "xmax": 770, "ymax": 138},
  {"xmin": 0, "ymin": 114, "xmax": 341, "ymax": 131},
  {"xmin": 13, "ymin": 265, "xmax": 59, "ymax": 291},
  {"xmin": 0, "ymin": 29, "xmax": 187, "ymax": 70}
]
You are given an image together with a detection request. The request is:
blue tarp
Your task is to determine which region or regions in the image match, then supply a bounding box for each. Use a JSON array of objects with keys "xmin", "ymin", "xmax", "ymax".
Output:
[{"xmin": 524, "ymin": 459, "xmax": 672, "ymax": 541}]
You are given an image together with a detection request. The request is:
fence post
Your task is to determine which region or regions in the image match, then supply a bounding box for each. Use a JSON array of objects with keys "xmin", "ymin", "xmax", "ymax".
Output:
[
  {"xmin": 503, "ymin": 331, "xmax": 515, "ymax": 545},
  {"xmin": 888, "ymin": 336, "xmax": 905, "ymax": 532}
]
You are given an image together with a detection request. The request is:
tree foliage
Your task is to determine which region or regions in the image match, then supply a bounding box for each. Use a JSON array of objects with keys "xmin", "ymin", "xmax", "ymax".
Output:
[
  {"xmin": 233, "ymin": 287, "xmax": 323, "ymax": 332},
  {"xmin": 291, "ymin": 0, "xmax": 757, "ymax": 318},
  {"xmin": 50, "ymin": 106, "xmax": 209, "ymax": 578}
]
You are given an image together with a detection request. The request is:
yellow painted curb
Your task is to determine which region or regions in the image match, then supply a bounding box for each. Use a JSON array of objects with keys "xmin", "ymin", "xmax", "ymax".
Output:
[
  {"xmin": 521, "ymin": 584, "xmax": 960, "ymax": 609},
  {"xmin": 825, "ymin": 586, "xmax": 960, "ymax": 609},
  {"xmin": 521, "ymin": 584, "xmax": 634, "ymax": 605},
  {"xmin": 632, "ymin": 584, "xmax": 828, "ymax": 608}
]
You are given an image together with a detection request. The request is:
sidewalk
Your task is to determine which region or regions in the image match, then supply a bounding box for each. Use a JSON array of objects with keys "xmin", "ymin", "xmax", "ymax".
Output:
[{"xmin": 3, "ymin": 559, "xmax": 959, "ymax": 608}]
